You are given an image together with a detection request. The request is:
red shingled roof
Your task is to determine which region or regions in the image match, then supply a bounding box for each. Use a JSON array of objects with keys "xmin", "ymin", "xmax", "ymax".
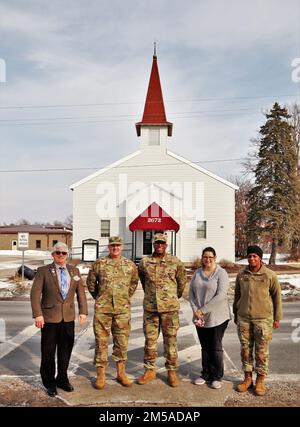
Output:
[{"xmin": 136, "ymin": 55, "xmax": 173, "ymax": 136}]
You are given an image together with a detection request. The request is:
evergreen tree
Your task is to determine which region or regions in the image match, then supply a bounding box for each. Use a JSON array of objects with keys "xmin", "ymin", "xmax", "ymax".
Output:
[{"xmin": 247, "ymin": 102, "xmax": 299, "ymax": 264}]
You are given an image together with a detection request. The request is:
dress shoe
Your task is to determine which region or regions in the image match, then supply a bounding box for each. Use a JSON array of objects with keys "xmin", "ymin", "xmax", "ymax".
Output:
[
  {"xmin": 46, "ymin": 386, "xmax": 57, "ymax": 397},
  {"xmin": 56, "ymin": 381, "xmax": 74, "ymax": 392}
]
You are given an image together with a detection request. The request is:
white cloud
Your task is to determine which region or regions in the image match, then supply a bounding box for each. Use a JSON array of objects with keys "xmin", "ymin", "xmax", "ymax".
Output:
[{"xmin": 0, "ymin": 4, "xmax": 63, "ymax": 35}]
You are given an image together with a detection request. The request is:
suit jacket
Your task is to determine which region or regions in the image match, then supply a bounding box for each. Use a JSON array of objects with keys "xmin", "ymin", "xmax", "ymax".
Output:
[{"xmin": 30, "ymin": 262, "xmax": 88, "ymax": 323}]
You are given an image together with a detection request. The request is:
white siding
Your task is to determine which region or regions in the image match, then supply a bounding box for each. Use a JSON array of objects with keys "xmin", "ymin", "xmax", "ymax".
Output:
[{"xmin": 72, "ymin": 136, "xmax": 236, "ymax": 261}]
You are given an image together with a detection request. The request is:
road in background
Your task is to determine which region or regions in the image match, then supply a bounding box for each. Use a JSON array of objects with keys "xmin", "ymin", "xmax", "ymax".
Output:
[{"xmin": 0, "ymin": 291, "xmax": 299, "ymax": 381}]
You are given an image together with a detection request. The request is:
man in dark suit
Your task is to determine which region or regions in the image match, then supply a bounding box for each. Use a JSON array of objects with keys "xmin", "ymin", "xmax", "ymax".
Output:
[{"xmin": 30, "ymin": 242, "xmax": 88, "ymax": 397}]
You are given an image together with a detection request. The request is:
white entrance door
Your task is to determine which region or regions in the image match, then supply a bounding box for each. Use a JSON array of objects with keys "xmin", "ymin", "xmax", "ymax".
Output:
[{"xmin": 12, "ymin": 240, "xmax": 17, "ymax": 250}]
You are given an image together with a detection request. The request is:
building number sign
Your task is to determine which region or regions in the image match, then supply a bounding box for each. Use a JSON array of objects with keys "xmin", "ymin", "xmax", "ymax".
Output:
[{"xmin": 147, "ymin": 218, "xmax": 162, "ymax": 223}]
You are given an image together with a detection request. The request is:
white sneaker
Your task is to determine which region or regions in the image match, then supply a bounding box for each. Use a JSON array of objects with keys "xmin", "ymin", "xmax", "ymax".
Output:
[
  {"xmin": 211, "ymin": 380, "xmax": 222, "ymax": 389},
  {"xmin": 194, "ymin": 377, "xmax": 206, "ymax": 385}
]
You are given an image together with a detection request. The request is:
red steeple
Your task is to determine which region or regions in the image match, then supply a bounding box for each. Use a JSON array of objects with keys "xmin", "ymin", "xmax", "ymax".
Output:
[{"xmin": 136, "ymin": 53, "xmax": 173, "ymax": 137}]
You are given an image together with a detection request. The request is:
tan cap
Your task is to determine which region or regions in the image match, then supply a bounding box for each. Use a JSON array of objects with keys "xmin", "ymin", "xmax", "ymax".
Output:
[
  {"xmin": 109, "ymin": 236, "xmax": 123, "ymax": 245},
  {"xmin": 152, "ymin": 233, "xmax": 168, "ymax": 243}
]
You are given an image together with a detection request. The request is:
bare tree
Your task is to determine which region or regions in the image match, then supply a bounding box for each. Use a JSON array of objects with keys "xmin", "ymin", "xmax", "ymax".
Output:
[
  {"xmin": 289, "ymin": 103, "xmax": 300, "ymax": 160},
  {"xmin": 232, "ymin": 177, "xmax": 253, "ymax": 258},
  {"xmin": 64, "ymin": 214, "xmax": 73, "ymax": 229},
  {"xmin": 289, "ymin": 102, "xmax": 300, "ymax": 259},
  {"xmin": 241, "ymin": 136, "xmax": 260, "ymax": 177},
  {"xmin": 17, "ymin": 219, "xmax": 31, "ymax": 225}
]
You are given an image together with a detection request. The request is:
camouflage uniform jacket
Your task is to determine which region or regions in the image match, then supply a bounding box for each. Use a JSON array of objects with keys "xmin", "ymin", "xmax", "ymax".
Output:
[
  {"xmin": 138, "ymin": 254, "xmax": 187, "ymax": 313},
  {"xmin": 86, "ymin": 256, "xmax": 138, "ymax": 314},
  {"xmin": 233, "ymin": 264, "xmax": 282, "ymax": 321}
]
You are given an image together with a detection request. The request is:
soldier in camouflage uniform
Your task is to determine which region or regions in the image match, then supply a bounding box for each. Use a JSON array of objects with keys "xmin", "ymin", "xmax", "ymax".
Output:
[
  {"xmin": 86, "ymin": 236, "xmax": 138, "ymax": 389},
  {"xmin": 137, "ymin": 233, "xmax": 187, "ymax": 387},
  {"xmin": 233, "ymin": 245, "xmax": 282, "ymax": 396}
]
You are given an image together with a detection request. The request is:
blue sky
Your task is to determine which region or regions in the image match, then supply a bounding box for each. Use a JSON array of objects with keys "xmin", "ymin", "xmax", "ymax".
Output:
[{"xmin": 0, "ymin": 0, "xmax": 300, "ymax": 223}]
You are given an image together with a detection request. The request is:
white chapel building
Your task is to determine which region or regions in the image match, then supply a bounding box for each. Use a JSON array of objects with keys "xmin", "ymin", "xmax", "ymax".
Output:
[{"xmin": 70, "ymin": 53, "xmax": 237, "ymax": 262}]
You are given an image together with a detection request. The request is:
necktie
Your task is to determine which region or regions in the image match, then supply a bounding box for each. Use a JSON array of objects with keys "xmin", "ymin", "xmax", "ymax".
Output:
[{"xmin": 59, "ymin": 267, "xmax": 68, "ymax": 300}]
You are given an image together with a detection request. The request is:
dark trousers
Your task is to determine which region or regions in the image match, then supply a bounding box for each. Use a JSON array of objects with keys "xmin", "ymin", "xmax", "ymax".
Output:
[
  {"xmin": 40, "ymin": 321, "xmax": 74, "ymax": 388},
  {"xmin": 196, "ymin": 320, "xmax": 229, "ymax": 381}
]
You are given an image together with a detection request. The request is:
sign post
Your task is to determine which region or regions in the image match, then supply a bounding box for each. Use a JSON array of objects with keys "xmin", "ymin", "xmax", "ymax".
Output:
[
  {"xmin": 82, "ymin": 239, "xmax": 99, "ymax": 262},
  {"xmin": 18, "ymin": 233, "xmax": 29, "ymax": 283}
]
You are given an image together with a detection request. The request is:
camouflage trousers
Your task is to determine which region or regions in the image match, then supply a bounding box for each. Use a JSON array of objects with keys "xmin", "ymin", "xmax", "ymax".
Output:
[
  {"xmin": 143, "ymin": 310, "xmax": 180, "ymax": 371},
  {"xmin": 237, "ymin": 316, "xmax": 273, "ymax": 376},
  {"xmin": 93, "ymin": 312, "xmax": 131, "ymax": 367}
]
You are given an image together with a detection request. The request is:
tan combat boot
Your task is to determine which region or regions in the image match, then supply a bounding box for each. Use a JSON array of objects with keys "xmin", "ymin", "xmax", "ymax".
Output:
[
  {"xmin": 167, "ymin": 370, "xmax": 180, "ymax": 387},
  {"xmin": 116, "ymin": 361, "xmax": 133, "ymax": 387},
  {"xmin": 255, "ymin": 374, "xmax": 266, "ymax": 396},
  {"xmin": 95, "ymin": 366, "xmax": 105, "ymax": 390},
  {"xmin": 137, "ymin": 369, "xmax": 156, "ymax": 385},
  {"xmin": 236, "ymin": 372, "xmax": 253, "ymax": 393}
]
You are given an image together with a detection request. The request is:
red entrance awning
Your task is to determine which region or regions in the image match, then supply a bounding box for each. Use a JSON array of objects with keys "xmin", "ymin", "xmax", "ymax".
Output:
[{"xmin": 129, "ymin": 202, "xmax": 179, "ymax": 232}]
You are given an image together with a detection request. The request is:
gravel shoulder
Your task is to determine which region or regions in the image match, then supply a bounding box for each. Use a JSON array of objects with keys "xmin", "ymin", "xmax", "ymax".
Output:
[
  {"xmin": 1, "ymin": 377, "xmax": 299, "ymax": 407},
  {"xmin": 0, "ymin": 377, "xmax": 67, "ymax": 407},
  {"xmin": 225, "ymin": 381, "xmax": 300, "ymax": 407}
]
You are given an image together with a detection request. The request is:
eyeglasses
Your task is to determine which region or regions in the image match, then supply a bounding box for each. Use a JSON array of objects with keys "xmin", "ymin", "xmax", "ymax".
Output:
[
  {"xmin": 154, "ymin": 241, "xmax": 166, "ymax": 245},
  {"xmin": 202, "ymin": 256, "xmax": 215, "ymax": 260},
  {"xmin": 54, "ymin": 251, "xmax": 68, "ymax": 255}
]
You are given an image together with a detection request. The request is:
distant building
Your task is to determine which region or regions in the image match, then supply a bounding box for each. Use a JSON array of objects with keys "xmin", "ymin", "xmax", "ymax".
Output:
[
  {"xmin": 70, "ymin": 52, "xmax": 237, "ymax": 262},
  {"xmin": 0, "ymin": 225, "xmax": 72, "ymax": 251}
]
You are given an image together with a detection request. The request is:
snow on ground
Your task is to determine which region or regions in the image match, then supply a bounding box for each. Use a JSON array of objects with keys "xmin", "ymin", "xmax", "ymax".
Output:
[
  {"xmin": 0, "ymin": 250, "xmax": 51, "ymax": 257},
  {"xmin": 236, "ymin": 253, "xmax": 298, "ymax": 265},
  {"xmin": 0, "ymin": 281, "xmax": 13, "ymax": 289},
  {"xmin": 277, "ymin": 275, "xmax": 300, "ymax": 289},
  {"xmin": 0, "ymin": 250, "xmax": 52, "ymax": 271},
  {"xmin": 0, "ymin": 263, "xmax": 23, "ymax": 270},
  {"xmin": 0, "ymin": 260, "xmax": 47, "ymax": 270},
  {"xmin": 262, "ymin": 253, "xmax": 290, "ymax": 264}
]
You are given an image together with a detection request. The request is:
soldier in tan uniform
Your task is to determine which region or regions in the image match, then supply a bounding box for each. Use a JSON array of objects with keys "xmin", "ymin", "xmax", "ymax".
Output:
[
  {"xmin": 86, "ymin": 236, "xmax": 138, "ymax": 389},
  {"xmin": 233, "ymin": 245, "xmax": 282, "ymax": 396},
  {"xmin": 137, "ymin": 233, "xmax": 187, "ymax": 387}
]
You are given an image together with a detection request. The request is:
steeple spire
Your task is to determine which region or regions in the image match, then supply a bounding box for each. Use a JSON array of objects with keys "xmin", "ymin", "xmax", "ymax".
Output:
[{"xmin": 136, "ymin": 52, "xmax": 173, "ymax": 137}]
